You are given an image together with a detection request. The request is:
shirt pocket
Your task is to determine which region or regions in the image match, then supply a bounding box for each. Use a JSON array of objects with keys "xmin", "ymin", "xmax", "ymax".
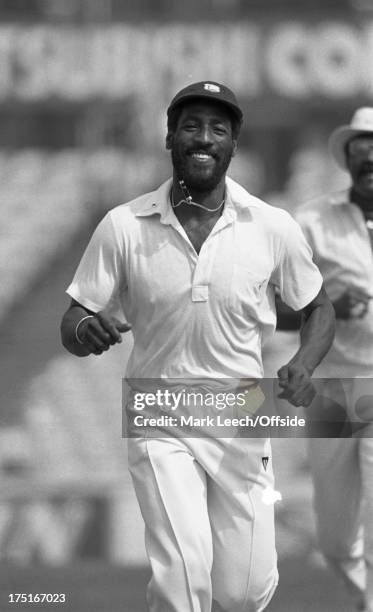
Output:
[{"xmin": 229, "ymin": 263, "xmax": 269, "ymax": 316}]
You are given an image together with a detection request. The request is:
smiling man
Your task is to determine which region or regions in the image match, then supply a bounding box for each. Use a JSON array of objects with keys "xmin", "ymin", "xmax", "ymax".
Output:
[{"xmin": 60, "ymin": 81, "xmax": 335, "ymax": 612}]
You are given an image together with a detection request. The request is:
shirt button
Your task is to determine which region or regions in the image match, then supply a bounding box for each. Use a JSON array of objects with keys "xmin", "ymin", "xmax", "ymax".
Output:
[{"xmin": 192, "ymin": 285, "xmax": 209, "ymax": 302}]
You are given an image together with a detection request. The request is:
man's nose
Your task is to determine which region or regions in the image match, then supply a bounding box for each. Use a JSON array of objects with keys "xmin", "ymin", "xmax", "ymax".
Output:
[{"xmin": 194, "ymin": 126, "xmax": 214, "ymax": 145}]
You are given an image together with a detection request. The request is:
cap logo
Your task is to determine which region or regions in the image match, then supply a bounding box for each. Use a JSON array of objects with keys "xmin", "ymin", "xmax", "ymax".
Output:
[{"xmin": 204, "ymin": 83, "xmax": 220, "ymax": 93}]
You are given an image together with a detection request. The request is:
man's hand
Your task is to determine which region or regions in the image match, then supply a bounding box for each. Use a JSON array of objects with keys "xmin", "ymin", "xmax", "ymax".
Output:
[
  {"xmin": 333, "ymin": 286, "xmax": 371, "ymax": 319},
  {"xmin": 277, "ymin": 362, "xmax": 316, "ymax": 407},
  {"xmin": 76, "ymin": 310, "xmax": 131, "ymax": 355},
  {"xmin": 61, "ymin": 299, "xmax": 132, "ymax": 357}
]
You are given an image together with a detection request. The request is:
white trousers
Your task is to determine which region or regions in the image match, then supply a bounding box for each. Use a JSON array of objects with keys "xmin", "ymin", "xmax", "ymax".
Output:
[
  {"xmin": 308, "ymin": 378, "xmax": 373, "ymax": 612},
  {"xmin": 128, "ymin": 436, "xmax": 278, "ymax": 612}
]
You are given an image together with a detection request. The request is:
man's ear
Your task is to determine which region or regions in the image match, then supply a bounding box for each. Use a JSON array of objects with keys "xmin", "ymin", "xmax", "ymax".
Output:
[
  {"xmin": 166, "ymin": 132, "xmax": 173, "ymax": 150},
  {"xmin": 232, "ymin": 140, "xmax": 238, "ymax": 157}
]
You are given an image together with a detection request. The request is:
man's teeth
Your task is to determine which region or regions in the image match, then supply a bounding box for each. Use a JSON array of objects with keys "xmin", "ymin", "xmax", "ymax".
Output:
[{"xmin": 192, "ymin": 153, "xmax": 211, "ymax": 160}]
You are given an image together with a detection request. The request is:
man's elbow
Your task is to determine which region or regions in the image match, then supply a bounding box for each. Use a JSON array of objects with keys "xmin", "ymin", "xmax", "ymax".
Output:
[
  {"xmin": 326, "ymin": 299, "xmax": 336, "ymax": 339},
  {"xmin": 320, "ymin": 290, "xmax": 336, "ymax": 328},
  {"xmin": 308, "ymin": 294, "xmax": 336, "ymax": 340}
]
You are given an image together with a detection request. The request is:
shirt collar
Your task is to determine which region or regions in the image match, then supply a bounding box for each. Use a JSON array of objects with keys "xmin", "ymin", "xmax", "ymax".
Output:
[
  {"xmin": 225, "ymin": 176, "xmax": 262, "ymax": 212},
  {"xmin": 135, "ymin": 176, "xmax": 260, "ymax": 223},
  {"xmin": 135, "ymin": 178, "xmax": 173, "ymax": 223}
]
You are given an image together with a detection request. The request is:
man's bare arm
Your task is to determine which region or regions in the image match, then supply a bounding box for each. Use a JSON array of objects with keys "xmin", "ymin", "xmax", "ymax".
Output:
[
  {"xmin": 60, "ymin": 299, "xmax": 131, "ymax": 357},
  {"xmin": 277, "ymin": 285, "xmax": 335, "ymax": 406}
]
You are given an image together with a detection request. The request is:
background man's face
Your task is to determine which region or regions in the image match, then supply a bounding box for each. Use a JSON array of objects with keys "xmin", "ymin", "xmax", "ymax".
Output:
[
  {"xmin": 168, "ymin": 101, "xmax": 237, "ymax": 192},
  {"xmin": 347, "ymin": 135, "xmax": 373, "ymax": 199}
]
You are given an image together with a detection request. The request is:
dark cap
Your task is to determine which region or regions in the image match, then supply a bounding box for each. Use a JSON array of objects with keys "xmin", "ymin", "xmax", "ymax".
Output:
[{"xmin": 167, "ymin": 81, "xmax": 243, "ymax": 124}]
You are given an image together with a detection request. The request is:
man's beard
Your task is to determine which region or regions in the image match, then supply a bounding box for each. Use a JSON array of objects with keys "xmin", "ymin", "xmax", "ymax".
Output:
[
  {"xmin": 353, "ymin": 165, "xmax": 373, "ymax": 199},
  {"xmin": 171, "ymin": 145, "xmax": 234, "ymax": 192}
]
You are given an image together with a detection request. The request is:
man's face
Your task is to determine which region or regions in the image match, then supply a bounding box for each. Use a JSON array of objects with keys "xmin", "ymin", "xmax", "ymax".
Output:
[
  {"xmin": 167, "ymin": 101, "xmax": 237, "ymax": 192},
  {"xmin": 346, "ymin": 135, "xmax": 373, "ymax": 199}
]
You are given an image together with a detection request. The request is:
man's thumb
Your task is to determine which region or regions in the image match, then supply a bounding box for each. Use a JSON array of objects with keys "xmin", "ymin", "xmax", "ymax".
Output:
[{"xmin": 116, "ymin": 321, "xmax": 132, "ymax": 334}]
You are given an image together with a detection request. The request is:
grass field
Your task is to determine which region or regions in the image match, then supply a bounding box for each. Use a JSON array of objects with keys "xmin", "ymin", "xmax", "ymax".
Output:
[{"xmin": 0, "ymin": 557, "xmax": 354, "ymax": 612}]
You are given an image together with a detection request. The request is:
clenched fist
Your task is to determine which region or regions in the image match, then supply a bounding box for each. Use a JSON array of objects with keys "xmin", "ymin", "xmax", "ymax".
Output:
[{"xmin": 76, "ymin": 310, "xmax": 132, "ymax": 355}]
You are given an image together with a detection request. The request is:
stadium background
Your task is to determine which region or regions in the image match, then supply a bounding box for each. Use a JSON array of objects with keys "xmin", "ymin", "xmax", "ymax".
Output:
[{"xmin": 0, "ymin": 0, "xmax": 370, "ymax": 610}]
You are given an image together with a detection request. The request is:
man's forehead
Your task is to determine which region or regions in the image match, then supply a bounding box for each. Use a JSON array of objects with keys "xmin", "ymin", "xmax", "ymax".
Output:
[{"xmin": 349, "ymin": 133, "xmax": 373, "ymax": 144}]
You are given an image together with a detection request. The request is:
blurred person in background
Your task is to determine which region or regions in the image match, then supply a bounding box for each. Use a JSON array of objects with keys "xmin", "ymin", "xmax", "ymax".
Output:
[
  {"xmin": 60, "ymin": 81, "xmax": 335, "ymax": 612},
  {"xmin": 293, "ymin": 108, "xmax": 373, "ymax": 612}
]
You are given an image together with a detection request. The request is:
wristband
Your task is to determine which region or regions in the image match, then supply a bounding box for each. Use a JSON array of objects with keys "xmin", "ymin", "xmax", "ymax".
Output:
[{"xmin": 75, "ymin": 315, "xmax": 94, "ymax": 345}]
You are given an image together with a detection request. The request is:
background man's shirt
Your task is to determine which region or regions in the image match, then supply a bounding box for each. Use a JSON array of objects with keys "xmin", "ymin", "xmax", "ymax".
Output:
[{"xmin": 296, "ymin": 190, "xmax": 373, "ymax": 376}]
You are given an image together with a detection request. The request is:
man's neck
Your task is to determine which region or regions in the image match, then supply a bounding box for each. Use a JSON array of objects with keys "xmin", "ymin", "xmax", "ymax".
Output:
[
  {"xmin": 350, "ymin": 188, "xmax": 373, "ymax": 219},
  {"xmin": 171, "ymin": 176, "xmax": 226, "ymax": 219}
]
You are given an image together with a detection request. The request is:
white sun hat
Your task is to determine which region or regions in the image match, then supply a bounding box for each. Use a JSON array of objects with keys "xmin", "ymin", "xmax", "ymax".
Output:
[{"xmin": 329, "ymin": 107, "xmax": 373, "ymax": 169}]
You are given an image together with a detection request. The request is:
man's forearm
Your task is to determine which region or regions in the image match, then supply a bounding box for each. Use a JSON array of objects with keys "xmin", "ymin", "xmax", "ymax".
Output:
[
  {"xmin": 293, "ymin": 300, "xmax": 335, "ymax": 374},
  {"xmin": 60, "ymin": 304, "xmax": 94, "ymax": 357}
]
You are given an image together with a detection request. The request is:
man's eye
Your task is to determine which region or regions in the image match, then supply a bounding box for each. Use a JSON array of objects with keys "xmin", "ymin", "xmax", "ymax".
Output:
[
  {"xmin": 214, "ymin": 126, "xmax": 228, "ymax": 135},
  {"xmin": 182, "ymin": 123, "xmax": 198, "ymax": 130}
]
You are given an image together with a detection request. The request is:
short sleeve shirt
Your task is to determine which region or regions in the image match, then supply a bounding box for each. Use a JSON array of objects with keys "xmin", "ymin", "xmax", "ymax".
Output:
[
  {"xmin": 296, "ymin": 190, "xmax": 373, "ymax": 375},
  {"xmin": 67, "ymin": 177, "xmax": 322, "ymax": 379}
]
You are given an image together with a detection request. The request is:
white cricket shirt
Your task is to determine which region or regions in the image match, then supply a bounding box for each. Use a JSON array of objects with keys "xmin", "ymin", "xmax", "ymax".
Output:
[{"xmin": 67, "ymin": 177, "xmax": 322, "ymax": 380}]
